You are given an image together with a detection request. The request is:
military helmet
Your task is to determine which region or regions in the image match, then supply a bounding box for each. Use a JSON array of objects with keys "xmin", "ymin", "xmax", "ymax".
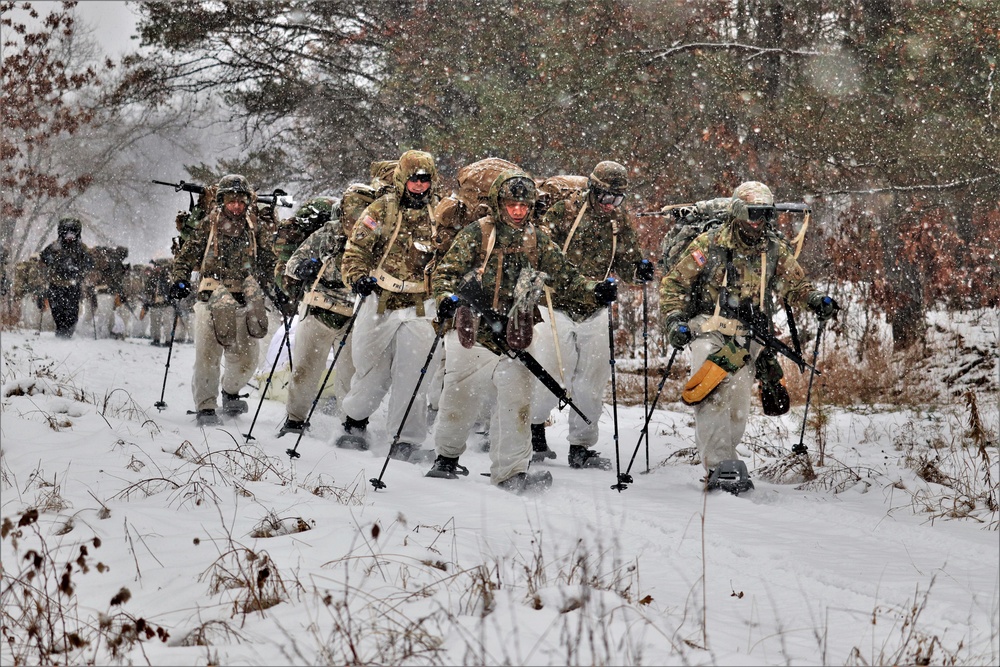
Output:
[
  {"xmin": 497, "ymin": 175, "xmax": 537, "ymax": 204},
  {"xmin": 294, "ymin": 196, "xmax": 337, "ymax": 227},
  {"xmin": 57, "ymin": 217, "xmax": 82, "ymax": 235},
  {"xmin": 215, "ymin": 174, "xmax": 253, "ymax": 204},
  {"xmin": 732, "ymin": 181, "xmax": 774, "ymax": 206},
  {"xmin": 589, "ymin": 161, "xmax": 629, "ymax": 194}
]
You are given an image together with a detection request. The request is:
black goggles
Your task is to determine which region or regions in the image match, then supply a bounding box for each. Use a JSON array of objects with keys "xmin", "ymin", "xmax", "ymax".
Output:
[
  {"xmin": 408, "ymin": 173, "xmax": 432, "ymax": 183},
  {"xmin": 746, "ymin": 205, "xmax": 776, "ymax": 222},
  {"xmin": 594, "ymin": 189, "xmax": 625, "ymax": 207}
]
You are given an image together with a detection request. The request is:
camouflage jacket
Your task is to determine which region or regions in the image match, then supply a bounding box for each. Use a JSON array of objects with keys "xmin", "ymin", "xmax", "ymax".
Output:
[
  {"xmin": 13, "ymin": 257, "xmax": 47, "ymax": 298},
  {"xmin": 39, "ymin": 241, "xmax": 94, "ymax": 289},
  {"xmin": 659, "ymin": 220, "xmax": 815, "ymax": 326},
  {"xmin": 171, "ymin": 207, "xmax": 276, "ymax": 297},
  {"xmin": 272, "ymin": 218, "xmax": 316, "ymax": 298},
  {"xmin": 286, "ymin": 218, "xmax": 353, "ymax": 330},
  {"xmin": 143, "ymin": 261, "xmax": 173, "ymax": 307}
]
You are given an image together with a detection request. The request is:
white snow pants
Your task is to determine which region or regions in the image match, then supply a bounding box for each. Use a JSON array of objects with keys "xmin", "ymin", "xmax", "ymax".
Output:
[
  {"xmin": 530, "ymin": 307, "xmax": 609, "ymax": 447},
  {"xmin": 191, "ymin": 300, "xmax": 262, "ymax": 411},
  {"xmin": 285, "ymin": 312, "xmax": 355, "ymax": 422},
  {"xmin": 434, "ymin": 332, "xmax": 534, "ymax": 485},
  {"xmin": 687, "ymin": 313, "xmax": 763, "ymax": 470},
  {"xmin": 148, "ymin": 305, "xmax": 174, "ymax": 343},
  {"xmin": 340, "ymin": 297, "xmax": 439, "ymax": 444}
]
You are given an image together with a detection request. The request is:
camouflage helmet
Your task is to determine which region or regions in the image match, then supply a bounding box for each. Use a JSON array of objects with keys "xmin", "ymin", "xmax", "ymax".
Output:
[
  {"xmin": 215, "ymin": 174, "xmax": 253, "ymax": 204},
  {"xmin": 732, "ymin": 181, "xmax": 774, "ymax": 206},
  {"xmin": 294, "ymin": 196, "xmax": 337, "ymax": 228},
  {"xmin": 496, "ymin": 175, "xmax": 537, "ymax": 204},
  {"xmin": 57, "ymin": 217, "xmax": 82, "ymax": 239},
  {"xmin": 589, "ymin": 161, "xmax": 629, "ymax": 194}
]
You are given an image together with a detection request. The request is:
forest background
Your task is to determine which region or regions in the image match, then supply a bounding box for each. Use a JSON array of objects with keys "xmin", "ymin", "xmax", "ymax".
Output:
[{"xmin": 2, "ymin": 0, "xmax": 999, "ymax": 352}]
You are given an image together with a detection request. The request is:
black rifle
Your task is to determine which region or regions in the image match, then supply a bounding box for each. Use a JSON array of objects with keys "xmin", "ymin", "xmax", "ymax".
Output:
[
  {"xmin": 731, "ymin": 298, "xmax": 819, "ymax": 375},
  {"xmin": 455, "ymin": 277, "xmax": 592, "ymax": 425},
  {"xmin": 257, "ymin": 189, "xmax": 293, "ymax": 209},
  {"xmin": 153, "ymin": 179, "xmax": 206, "ymax": 219},
  {"xmin": 636, "ymin": 201, "xmax": 812, "ymax": 218}
]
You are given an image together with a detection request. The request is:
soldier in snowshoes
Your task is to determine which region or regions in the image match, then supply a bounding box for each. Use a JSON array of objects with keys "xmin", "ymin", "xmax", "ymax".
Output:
[
  {"xmin": 279, "ymin": 199, "xmax": 357, "ymax": 436},
  {"xmin": 660, "ymin": 181, "xmax": 838, "ymax": 493},
  {"xmin": 428, "ymin": 170, "xmax": 608, "ymax": 494},
  {"xmin": 39, "ymin": 217, "xmax": 95, "ymax": 338},
  {"xmin": 334, "ymin": 150, "xmax": 443, "ymax": 462},
  {"xmin": 169, "ymin": 174, "xmax": 277, "ymax": 427},
  {"xmin": 530, "ymin": 161, "xmax": 651, "ymax": 470},
  {"xmin": 143, "ymin": 257, "xmax": 175, "ymax": 346}
]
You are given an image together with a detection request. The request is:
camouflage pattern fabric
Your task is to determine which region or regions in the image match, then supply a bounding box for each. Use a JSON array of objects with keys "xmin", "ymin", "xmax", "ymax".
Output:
[
  {"xmin": 286, "ymin": 218, "xmax": 352, "ymax": 330},
  {"xmin": 272, "ymin": 218, "xmax": 316, "ymax": 298},
  {"xmin": 40, "ymin": 239, "xmax": 94, "ymax": 289},
  {"xmin": 143, "ymin": 259, "xmax": 173, "ymax": 307}
]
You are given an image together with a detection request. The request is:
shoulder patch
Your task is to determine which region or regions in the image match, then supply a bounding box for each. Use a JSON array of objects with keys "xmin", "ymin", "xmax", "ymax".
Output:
[
  {"xmin": 691, "ymin": 249, "xmax": 707, "ymax": 266},
  {"xmin": 361, "ymin": 215, "xmax": 378, "ymax": 231}
]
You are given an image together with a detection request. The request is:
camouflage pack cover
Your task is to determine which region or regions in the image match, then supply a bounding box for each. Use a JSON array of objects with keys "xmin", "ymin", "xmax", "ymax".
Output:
[
  {"xmin": 535, "ymin": 174, "xmax": 588, "ymax": 216},
  {"xmin": 457, "ymin": 157, "xmax": 519, "ymax": 209},
  {"xmin": 658, "ymin": 197, "xmax": 734, "ymax": 271}
]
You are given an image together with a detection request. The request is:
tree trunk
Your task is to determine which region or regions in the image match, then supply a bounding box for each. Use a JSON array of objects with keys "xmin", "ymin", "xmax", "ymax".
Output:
[{"xmin": 883, "ymin": 196, "xmax": 926, "ymax": 349}]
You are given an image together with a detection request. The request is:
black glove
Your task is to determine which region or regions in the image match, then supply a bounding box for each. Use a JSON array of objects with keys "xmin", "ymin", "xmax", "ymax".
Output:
[
  {"xmin": 594, "ymin": 278, "xmax": 618, "ymax": 304},
  {"xmin": 635, "ymin": 259, "xmax": 656, "ymax": 283},
  {"xmin": 294, "ymin": 257, "xmax": 322, "ymax": 282},
  {"xmin": 667, "ymin": 319, "xmax": 692, "ymax": 349},
  {"xmin": 437, "ymin": 294, "xmax": 459, "ymax": 321},
  {"xmin": 168, "ymin": 281, "xmax": 190, "ymax": 302},
  {"xmin": 272, "ymin": 288, "xmax": 298, "ymax": 318},
  {"xmin": 352, "ymin": 276, "xmax": 378, "ymax": 297},
  {"xmin": 807, "ymin": 292, "xmax": 839, "ymax": 321}
]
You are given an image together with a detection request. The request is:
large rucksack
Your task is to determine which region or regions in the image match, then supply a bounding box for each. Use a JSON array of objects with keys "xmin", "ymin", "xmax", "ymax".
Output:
[
  {"xmin": 534, "ymin": 174, "xmax": 589, "ymax": 218},
  {"xmin": 657, "ymin": 197, "xmax": 734, "ymax": 272},
  {"xmin": 435, "ymin": 157, "xmax": 519, "ymax": 254}
]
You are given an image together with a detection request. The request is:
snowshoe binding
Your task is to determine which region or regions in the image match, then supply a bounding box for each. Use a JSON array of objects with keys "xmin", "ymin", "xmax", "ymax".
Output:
[
  {"xmin": 568, "ymin": 445, "xmax": 612, "ymax": 470},
  {"xmin": 334, "ymin": 415, "xmax": 370, "ymax": 450},
  {"xmin": 706, "ymin": 460, "xmax": 754, "ymax": 495},
  {"xmin": 221, "ymin": 390, "xmax": 248, "ymax": 416},
  {"xmin": 389, "ymin": 441, "xmax": 436, "ymax": 464},
  {"xmin": 278, "ymin": 418, "xmax": 308, "ymax": 438},
  {"xmin": 497, "ymin": 470, "xmax": 553, "ymax": 495},
  {"xmin": 196, "ymin": 409, "xmax": 221, "ymax": 427},
  {"xmin": 530, "ymin": 423, "xmax": 556, "ymax": 463},
  {"xmin": 425, "ymin": 455, "xmax": 470, "ymax": 480}
]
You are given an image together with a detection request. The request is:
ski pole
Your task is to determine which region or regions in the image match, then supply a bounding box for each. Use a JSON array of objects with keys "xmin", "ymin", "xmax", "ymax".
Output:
[
  {"xmin": 618, "ymin": 347, "xmax": 680, "ymax": 488},
  {"xmin": 154, "ymin": 307, "xmax": 180, "ymax": 411},
  {"xmin": 609, "ymin": 302, "xmax": 627, "ymax": 492},
  {"xmin": 369, "ymin": 299, "xmax": 453, "ymax": 491},
  {"xmin": 243, "ymin": 322, "xmax": 292, "ymax": 443},
  {"xmin": 285, "ymin": 295, "xmax": 367, "ymax": 460},
  {"xmin": 792, "ymin": 318, "xmax": 826, "ymax": 455},
  {"xmin": 642, "ymin": 280, "xmax": 650, "ymax": 474}
]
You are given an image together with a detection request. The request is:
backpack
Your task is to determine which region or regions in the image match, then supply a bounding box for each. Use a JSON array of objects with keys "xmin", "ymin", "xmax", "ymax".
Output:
[
  {"xmin": 435, "ymin": 157, "xmax": 520, "ymax": 255},
  {"xmin": 535, "ymin": 174, "xmax": 589, "ymax": 217},
  {"xmin": 341, "ymin": 160, "xmax": 400, "ymax": 229},
  {"xmin": 657, "ymin": 197, "xmax": 734, "ymax": 272}
]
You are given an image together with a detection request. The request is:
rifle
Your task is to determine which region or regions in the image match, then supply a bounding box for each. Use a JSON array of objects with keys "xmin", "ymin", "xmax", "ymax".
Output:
[
  {"xmin": 256, "ymin": 189, "xmax": 293, "ymax": 209},
  {"xmin": 454, "ymin": 277, "xmax": 592, "ymax": 425},
  {"xmin": 636, "ymin": 201, "xmax": 812, "ymax": 217},
  {"xmin": 731, "ymin": 298, "xmax": 819, "ymax": 375},
  {"xmin": 153, "ymin": 179, "xmax": 206, "ymax": 219}
]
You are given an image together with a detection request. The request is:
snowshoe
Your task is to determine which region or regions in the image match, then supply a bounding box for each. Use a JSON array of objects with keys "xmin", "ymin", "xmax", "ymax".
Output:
[
  {"xmin": 388, "ymin": 441, "xmax": 435, "ymax": 463},
  {"xmin": 277, "ymin": 418, "xmax": 308, "ymax": 438},
  {"xmin": 221, "ymin": 390, "xmax": 248, "ymax": 416},
  {"xmin": 149, "ymin": 339, "xmax": 163, "ymax": 347},
  {"xmin": 497, "ymin": 470, "xmax": 553, "ymax": 495},
  {"xmin": 568, "ymin": 445, "xmax": 612, "ymax": 470},
  {"xmin": 196, "ymin": 409, "xmax": 221, "ymax": 427},
  {"xmin": 706, "ymin": 460, "xmax": 754, "ymax": 495},
  {"xmin": 425, "ymin": 455, "xmax": 469, "ymax": 479},
  {"xmin": 530, "ymin": 423, "xmax": 556, "ymax": 463},
  {"xmin": 334, "ymin": 416, "xmax": 369, "ymax": 450}
]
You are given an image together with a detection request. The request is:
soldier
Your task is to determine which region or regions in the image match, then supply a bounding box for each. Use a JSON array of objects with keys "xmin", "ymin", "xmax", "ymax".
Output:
[
  {"xmin": 169, "ymin": 174, "xmax": 279, "ymax": 427},
  {"xmin": 428, "ymin": 170, "xmax": 614, "ymax": 493},
  {"xmin": 660, "ymin": 181, "xmax": 838, "ymax": 492},
  {"xmin": 279, "ymin": 205, "xmax": 356, "ymax": 435},
  {"xmin": 143, "ymin": 257, "xmax": 175, "ymax": 346},
  {"xmin": 335, "ymin": 150, "xmax": 442, "ymax": 461},
  {"xmin": 13, "ymin": 253, "xmax": 52, "ymax": 331},
  {"xmin": 530, "ymin": 161, "xmax": 652, "ymax": 470},
  {"xmin": 272, "ymin": 197, "xmax": 338, "ymax": 307},
  {"xmin": 88, "ymin": 245, "xmax": 131, "ymax": 339},
  {"xmin": 39, "ymin": 217, "xmax": 95, "ymax": 338}
]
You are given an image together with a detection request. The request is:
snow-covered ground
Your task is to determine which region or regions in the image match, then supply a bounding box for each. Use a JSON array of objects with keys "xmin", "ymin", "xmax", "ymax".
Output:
[{"xmin": 1, "ymin": 312, "xmax": 997, "ymax": 666}]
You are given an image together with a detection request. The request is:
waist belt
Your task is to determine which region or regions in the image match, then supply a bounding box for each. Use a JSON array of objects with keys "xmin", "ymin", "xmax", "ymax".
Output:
[
  {"xmin": 198, "ymin": 276, "xmax": 243, "ymax": 294},
  {"xmin": 699, "ymin": 314, "xmax": 748, "ymax": 337},
  {"xmin": 303, "ymin": 289, "xmax": 354, "ymax": 317},
  {"xmin": 372, "ymin": 267, "xmax": 428, "ymax": 294}
]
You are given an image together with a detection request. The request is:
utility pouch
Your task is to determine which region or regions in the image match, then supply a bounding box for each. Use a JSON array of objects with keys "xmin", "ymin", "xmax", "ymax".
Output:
[
  {"xmin": 455, "ymin": 305, "xmax": 478, "ymax": 349},
  {"xmin": 242, "ymin": 276, "xmax": 268, "ymax": 339},
  {"xmin": 208, "ymin": 286, "xmax": 240, "ymax": 347},
  {"xmin": 681, "ymin": 339, "xmax": 750, "ymax": 405},
  {"xmin": 760, "ymin": 378, "xmax": 790, "ymax": 416}
]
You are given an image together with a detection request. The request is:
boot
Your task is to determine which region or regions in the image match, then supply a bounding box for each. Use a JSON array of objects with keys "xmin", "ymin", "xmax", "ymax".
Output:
[
  {"xmin": 706, "ymin": 460, "xmax": 754, "ymax": 495},
  {"xmin": 221, "ymin": 390, "xmax": 248, "ymax": 416},
  {"xmin": 334, "ymin": 415, "xmax": 369, "ymax": 450},
  {"xmin": 149, "ymin": 339, "xmax": 162, "ymax": 347},
  {"xmin": 497, "ymin": 470, "xmax": 553, "ymax": 495},
  {"xmin": 278, "ymin": 418, "xmax": 308, "ymax": 438},
  {"xmin": 568, "ymin": 445, "xmax": 612, "ymax": 470},
  {"xmin": 196, "ymin": 409, "xmax": 220, "ymax": 427},
  {"xmin": 425, "ymin": 455, "xmax": 469, "ymax": 479},
  {"xmin": 530, "ymin": 423, "xmax": 556, "ymax": 463}
]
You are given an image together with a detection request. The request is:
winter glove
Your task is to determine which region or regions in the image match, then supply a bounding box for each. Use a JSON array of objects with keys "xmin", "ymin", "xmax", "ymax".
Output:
[
  {"xmin": 667, "ymin": 319, "xmax": 692, "ymax": 349},
  {"xmin": 294, "ymin": 257, "xmax": 322, "ymax": 283},
  {"xmin": 352, "ymin": 276, "xmax": 378, "ymax": 297},
  {"xmin": 807, "ymin": 292, "xmax": 839, "ymax": 321},
  {"xmin": 594, "ymin": 278, "xmax": 618, "ymax": 304},
  {"xmin": 635, "ymin": 259, "xmax": 656, "ymax": 283},
  {"xmin": 437, "ymin": 294, "xmax": 459, "ymax": 321},
  {"xmin": 168, "ymin": 281, "xmax": 190, "ymax": 302},
  {"xmin": 272, "ymin": 289, "xmax": 298, "ymax": 318}
]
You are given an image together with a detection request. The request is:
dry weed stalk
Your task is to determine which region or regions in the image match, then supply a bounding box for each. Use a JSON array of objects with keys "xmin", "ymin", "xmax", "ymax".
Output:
[{"xmin": 201, "ymin": 547, "xmax": 292, "ymax": 619}]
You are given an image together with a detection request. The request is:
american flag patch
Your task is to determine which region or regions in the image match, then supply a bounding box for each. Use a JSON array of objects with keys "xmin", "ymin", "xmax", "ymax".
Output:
[
  {"xmin": 691, "ymin": 249, "xmax": 707, "ymax": 266},
  {"xmin": 362, "ymin": 215, "xmax": 377, "ymax": 230}
]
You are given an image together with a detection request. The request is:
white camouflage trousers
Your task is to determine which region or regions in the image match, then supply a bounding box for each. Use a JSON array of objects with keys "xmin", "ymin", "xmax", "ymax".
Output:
[
  {"xmin": 433, "ymin": 331, "xmax": 534, "ymax": 485},
  {"xmin": 285, "ymin": 311, "xmax": 355, "ymax": 423},
  {"xmin": 148, "ymin": 304, "xmax": 175, "ymax": 343},
  {"xmin": 530, "ymin": 307, "xmax": 610, "ymax": 447},
  {"xmin": 687, "ymin": 313, "xmax": 763, "ymax": 471},
  {"xmin": 340, "ymin": 297, "xmax": 439, "ymax": 444},
  {"xmin": 191, "ymin": 300, "xmax": 262, "ymax": 411}
]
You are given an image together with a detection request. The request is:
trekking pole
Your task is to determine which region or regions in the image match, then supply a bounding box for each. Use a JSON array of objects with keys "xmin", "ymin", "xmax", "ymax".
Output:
[
  {"xmin": 286, "ymin": 294, "xmax": 367, "ymax": 459},
  {"xmin": 642, "ymin": 281, "xmax": 650, "ymax": 474},
  {"xmin": 154, "ymin": 307, "xmax": 180, "ymax": 411},
  {"xmin": 243, "ymin": 322, "xmax": 293, "ymax": 443},
  {"xmin": 617, "ymin": 347, "xmax": 680, "ymax": 489},
  {"xmin": 369, "ymin": 299, "xmax": 453, "ymax": 491},
  {"xmin": 792, "ymin": 318, "xmax": 826, "ymax": 455},
  {"xmin": 609, "ymin": 302, "xmax": 628, "ymax": 492}
]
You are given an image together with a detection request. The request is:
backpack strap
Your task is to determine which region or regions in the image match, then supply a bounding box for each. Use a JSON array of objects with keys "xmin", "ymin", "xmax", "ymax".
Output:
[
  {"xmin": 374, "ymin": 194, "xmax": 403, "ymax": 274},
  {"xmin": 561, "ymin": 200, "xmax": 589, "ymax": 253},
  {"xmin": 477, "ymin": 219, "xmax": 497, "ymax": 280}
]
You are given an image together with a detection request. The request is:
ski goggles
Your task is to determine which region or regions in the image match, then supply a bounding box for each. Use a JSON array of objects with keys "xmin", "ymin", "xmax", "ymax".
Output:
[
  {"xmin": 407, "ymin": 173, "xmax": 432, "ymax": 183},
  {"xmin": 594, "ymin": 189, "xmax": 625, "ymax": 207},
  {"xmin": 745, "ymin": 205, "xmax": 776, "ymax": 222}
]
